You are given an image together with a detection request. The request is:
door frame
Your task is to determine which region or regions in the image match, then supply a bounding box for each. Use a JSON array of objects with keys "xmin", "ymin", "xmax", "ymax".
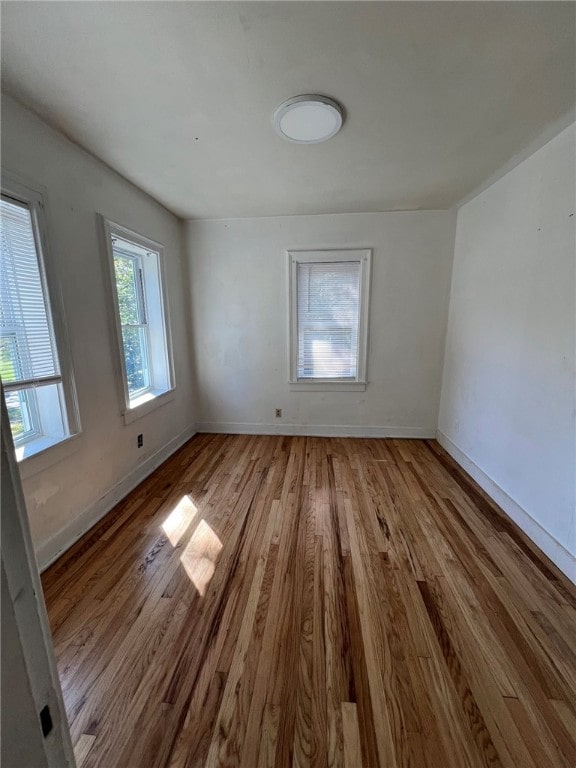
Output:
[{"xmin": 1, "ymin": 386, "xmax": 76, "ymax": 767}]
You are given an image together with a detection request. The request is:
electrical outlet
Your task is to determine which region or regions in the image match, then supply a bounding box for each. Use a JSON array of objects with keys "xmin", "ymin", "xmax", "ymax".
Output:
[
  {"xmin": 137, "ymin": 434, "xmax": 143, "ymax": 448},
  {"xmin": 275, "ymin": 408, "xmax": 282, "ymax": 418}
]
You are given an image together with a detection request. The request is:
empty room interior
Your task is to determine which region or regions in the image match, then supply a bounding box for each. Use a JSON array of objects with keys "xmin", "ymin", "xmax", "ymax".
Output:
[{"xmin": 1, "ymin": 2, "xmax": 575, "ymax": 767}]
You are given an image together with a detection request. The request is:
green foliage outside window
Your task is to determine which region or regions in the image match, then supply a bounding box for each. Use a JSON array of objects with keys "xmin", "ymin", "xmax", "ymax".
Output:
[{"xmin": 114, "ymin": 254, "xmax": 150, "ymax": 396}]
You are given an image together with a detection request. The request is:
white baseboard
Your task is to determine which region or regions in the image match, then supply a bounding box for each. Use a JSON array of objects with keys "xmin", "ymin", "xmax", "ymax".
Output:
[
  {"xmin": 436, "ymin": 430, "xmax": 575, "ymax": 583},
  {"xmin": 36, "ymin": 424, "xmax": 197, "ymax": 572},
  {"xmin": 196, "ymin": 421, "xmax": 435, "ymax": 439}
]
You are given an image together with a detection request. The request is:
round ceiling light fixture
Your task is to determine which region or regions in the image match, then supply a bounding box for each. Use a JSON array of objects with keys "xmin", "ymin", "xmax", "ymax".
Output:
[{"xmin": 273, "ymin": 95, "xmax": 343, "ymax": 144}]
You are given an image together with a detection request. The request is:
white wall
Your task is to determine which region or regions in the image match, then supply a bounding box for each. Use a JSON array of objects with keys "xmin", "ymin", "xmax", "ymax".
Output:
[
  {"xmin": 1, "ymin": 95, "xmax": 197, "ymax": 568},
  {"xmin": 439, "ymin": 123, "xmax": 576, "ymax": 580},
  {"xmin": 5, "ymin": 93, "xmax": 571, "ymax": 584},
  {"xmin": 186, "ymin": 211, "xmax": 456, "ymax": 436}
]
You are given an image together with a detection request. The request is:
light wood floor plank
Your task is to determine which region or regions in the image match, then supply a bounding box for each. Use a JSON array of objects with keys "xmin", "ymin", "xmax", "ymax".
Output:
[{"xmin": 42, "ymin": 435, "xmax": 576, "ymax": 767}]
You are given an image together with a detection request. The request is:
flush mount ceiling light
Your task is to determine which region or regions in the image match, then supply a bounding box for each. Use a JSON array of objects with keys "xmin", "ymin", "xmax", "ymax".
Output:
[{"xmin": 273, "ymin": 95, "xmax": 343, "ymax": 144}]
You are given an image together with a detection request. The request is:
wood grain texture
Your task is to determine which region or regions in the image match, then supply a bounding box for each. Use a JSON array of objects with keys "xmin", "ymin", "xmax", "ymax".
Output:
[
  {"xmin": 42, "ymin": 434, "xmax": 576, "ymax": 768},
  {"xmin": 74, "ymin": 734, "xmax": 96, "ymax": 768}
]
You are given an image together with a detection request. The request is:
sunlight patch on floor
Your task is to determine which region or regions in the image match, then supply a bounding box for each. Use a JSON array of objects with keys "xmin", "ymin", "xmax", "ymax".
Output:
[
  {"xmin": 161, "ymin": 495, "xmax": 198, "ymax": 546},
  {"xmin": 180, "ymin": 519, "xmax": 223, "ymax": 596}
]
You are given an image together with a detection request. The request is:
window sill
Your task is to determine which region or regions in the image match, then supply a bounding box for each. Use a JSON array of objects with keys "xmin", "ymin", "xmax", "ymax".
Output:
[
  {"xmin": 289, "ymin": 381, "xmax": 366, "ymax": 392},
  {"xmin": 16, "ymin": 432, "xmax": 81, "ymax": 480},
  {"xmin": 122, "ymin": 388, "xmax": 175, "ymax": 425}
]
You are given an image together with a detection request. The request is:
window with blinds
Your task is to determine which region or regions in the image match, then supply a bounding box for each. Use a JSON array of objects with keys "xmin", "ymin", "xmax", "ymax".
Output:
[
  {"xmin": 1, "ymin": 192, "xmax": 72, "ymax": 453},
  {"xmin": 297, "ymin": 261, "xmax": 361, "ymax": 379},
  {"xmin": 289, "ymin": 249, "xmax": 371, "ymax": 386}
]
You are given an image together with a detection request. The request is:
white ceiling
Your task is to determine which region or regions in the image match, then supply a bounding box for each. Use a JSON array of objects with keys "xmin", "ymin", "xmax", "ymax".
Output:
[{"xmin": 1, "ymin": 2, "xmax": 574, "ymax": 219}]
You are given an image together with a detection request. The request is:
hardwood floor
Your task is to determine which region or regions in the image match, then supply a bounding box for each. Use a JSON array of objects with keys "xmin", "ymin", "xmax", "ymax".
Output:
[{"xmin": 42, "ymin": 434, "xmax": 576, "ymax": 768}]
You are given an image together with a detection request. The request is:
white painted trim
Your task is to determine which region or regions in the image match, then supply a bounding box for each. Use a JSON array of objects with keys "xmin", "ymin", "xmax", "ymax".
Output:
[
  {"xmin": 288, "ymin": 382, "xmax": 366, "ymax": 392},
  {"xmin": 2, "ymin": 391, "xmax": 76, "ymax": 767},
  {"xmin": 36, "ymin": 424, "xmax": 197, "ymax": 572},
  {"xmin": 436, "ymin": 430, "xmax": 576, "ymax": 584},
  {"xmin": 98, "ymin": 215, "xmax": 176, "ymax": 419},
  {"xmin": 17, "ymin": 432, "xmax": 81, "ymax": 481},
  {"xmin": 1, "ymin": 171, "xmax": 82, "ymax": 448},
  {"xmin": 197, "ymin": 421, "xmax": 434, "ymax": 438},
  {"xmin": 122, "ymin": 388, "xmax": 176, "ymax": 425}
]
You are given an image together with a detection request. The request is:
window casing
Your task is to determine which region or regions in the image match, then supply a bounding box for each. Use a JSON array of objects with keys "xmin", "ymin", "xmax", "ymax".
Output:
[
  {"xmin": 288, "ymin": 249, "xmax": 371, "ymax": 390},
  {"xmin": 0, "ymin": 182, "xmax": 79, "ymax": 461},
  {"xmin": 102, "ymin": 218, "xmax": 174, "ymax": 422}
]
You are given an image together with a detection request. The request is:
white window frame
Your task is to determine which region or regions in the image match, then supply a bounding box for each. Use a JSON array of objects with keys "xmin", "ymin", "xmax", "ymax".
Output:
[
  {"xmin": 288, "ymin": 248, "xmax": 372, "ymax": 391},
  {"xmin": 100, "ymin": 217, "xmax": 175, "ymax": 424},
  {"xmin": 1, "ymin": 173, "xmax": 81, "ymax": 468}
]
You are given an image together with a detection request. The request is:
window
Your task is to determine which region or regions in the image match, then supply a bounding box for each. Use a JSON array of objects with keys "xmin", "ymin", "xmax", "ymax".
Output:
[
  {"xmin": 289, "ymin": 249, "xmax": 371, "ymax": 389},
  {"xmin": 102, "ymin": 219, "xmax": 174, "ymax": 422},
  {"xmin": 0, "ymin": 186, "xmax": 78, "ymax": 460}
]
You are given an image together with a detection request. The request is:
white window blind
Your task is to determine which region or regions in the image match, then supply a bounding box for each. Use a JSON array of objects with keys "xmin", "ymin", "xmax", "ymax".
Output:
[
  {"xmin": 0, "ymin": 196, "xmax": 60, "ymax": 386},
  {"xmin": 297, "ymin": 260, "xmax": 361, "ymax": 379},
  {"xmin": 1, "ymin": 187, "xmax": 75, "ymax": 457}
]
